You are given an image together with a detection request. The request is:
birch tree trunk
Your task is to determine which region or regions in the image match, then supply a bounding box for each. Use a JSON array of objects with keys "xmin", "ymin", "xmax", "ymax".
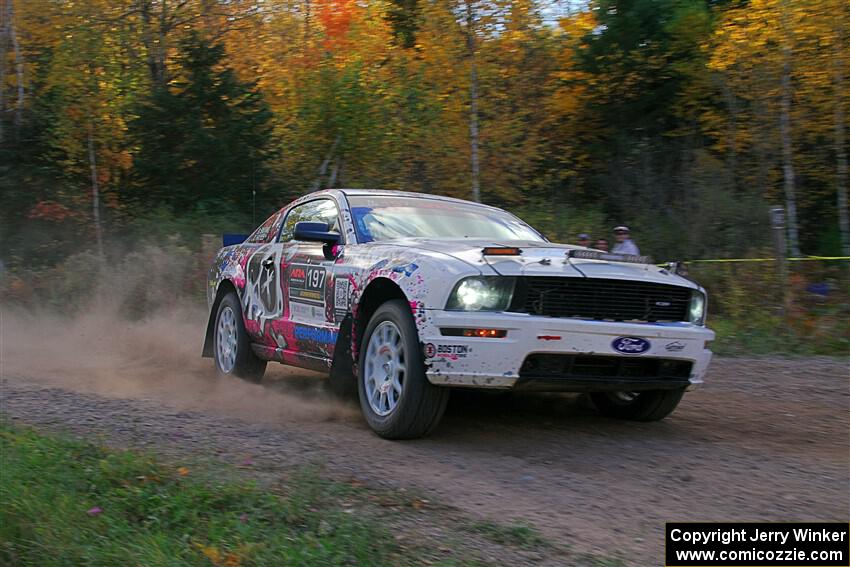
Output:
[
  {"xmin": 311, "ymin": 135, "xmax": 340, "ymax": 191},
  {"xmin": 328, "ymin": 160, "xmax": 340, "ymax": 188},
  {"xmin": 139, "ymin": 0, "xmax": 168, "ymax": 89},
  {"xmin": 0, "ymin": 0, "xmax": 7, "ymax": 145},
  {"xmin": 87, "ymin": 126, "xmax": 105, "ymax": 258},
  {"xmin": 6, "ymin": 0, "xmax": 24, "ymax": 135},
  {"xmin": 139, "ymin": 0, "xmax": 157, "ymax": 86},
  {"xmin": 465, "ymin": 0, "xmax": 481, "ymax": 203},
  {"xmin": 721, "ymin": 80, "xmax": 738, "ymax": 192},
  {"xmin": 834, "ymin": 14, "xmax": 849, "ymax": 256},
  {"xmin": 779, "ymin": 0, "xmax": 801, "ymax": 257},
  {"xmin": 304, "ymin": 0, "xmax": 311, "ymax": 47},
  {"xmin": 157, "ymin": 0, "xmax": 168, "ymax": 87},
  {"xmin": 779, "ymin": 64, "xmax": 800, "ymax": 257}
]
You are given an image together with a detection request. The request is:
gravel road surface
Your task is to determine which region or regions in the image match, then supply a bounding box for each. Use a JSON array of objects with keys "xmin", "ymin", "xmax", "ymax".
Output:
[{"xmin": 2, "ymin": 348, "xmax": 848, "ymax": 566}]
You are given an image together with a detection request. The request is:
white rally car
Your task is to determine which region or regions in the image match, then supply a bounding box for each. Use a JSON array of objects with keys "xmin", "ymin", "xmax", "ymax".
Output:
[{"xmin": 203, "ymin": 189, "xmax": 714, "ymax": 439}]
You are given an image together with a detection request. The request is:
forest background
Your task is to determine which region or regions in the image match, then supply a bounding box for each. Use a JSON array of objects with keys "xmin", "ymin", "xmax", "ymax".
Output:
[{"xmin": 1, "ymin": 0, "xmax": 847, "ymax": 354}]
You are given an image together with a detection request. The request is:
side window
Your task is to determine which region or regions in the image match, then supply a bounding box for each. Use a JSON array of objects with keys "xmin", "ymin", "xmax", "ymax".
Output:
[
  {"xmin": 279, "ymin": 199, "xmax": 343, "ymax": 243},
  {"xmin": 246, "ymin": 210, "xmax": 284, "ymax": 243}
]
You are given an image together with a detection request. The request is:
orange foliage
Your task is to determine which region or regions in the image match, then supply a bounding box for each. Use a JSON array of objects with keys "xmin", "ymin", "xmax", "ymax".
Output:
[
  {"xmin": 318, "ymin": 0, "xmax": 358, "ymax": 51},
  {"xmin": 28, "ymin": 201, "xmax": 75, "ymax": 222}
]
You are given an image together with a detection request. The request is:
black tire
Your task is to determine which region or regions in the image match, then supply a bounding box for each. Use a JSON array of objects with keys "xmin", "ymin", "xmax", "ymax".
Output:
[
  {"xmin": 357, "ymin": 299, "xmax": 449, "ymax": 439},
  {"xmin": 213, "ymin": 292, "xmax": 267, "ymax": 383},
  {"xmin": 590, "ymin": 388, "xmax": 685, "ymax": 421}
]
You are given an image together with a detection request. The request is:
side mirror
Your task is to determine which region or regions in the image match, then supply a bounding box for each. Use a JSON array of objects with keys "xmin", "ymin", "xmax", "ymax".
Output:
[{"xmin": 293, "ymin": 221, "xmax": 341, "ymax": 245}]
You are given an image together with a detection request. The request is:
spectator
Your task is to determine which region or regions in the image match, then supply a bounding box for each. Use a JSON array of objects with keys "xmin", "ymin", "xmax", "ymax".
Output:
[
  {"xmin": 577, "ymin": 233, "xmax": 591, "ymax": 248},
  {"xmin": 612, "ymin": 226, "xmax": 640, "ymax": 255},
  {"xmin": 595, "ymin": 238, "xmax": 609, "ymax": 252}
]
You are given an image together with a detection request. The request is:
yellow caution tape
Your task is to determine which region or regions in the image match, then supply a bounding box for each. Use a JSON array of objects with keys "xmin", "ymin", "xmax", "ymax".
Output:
[{"xmin": 683, "ymin": 256, "xmax": 850, "ymax": 264}]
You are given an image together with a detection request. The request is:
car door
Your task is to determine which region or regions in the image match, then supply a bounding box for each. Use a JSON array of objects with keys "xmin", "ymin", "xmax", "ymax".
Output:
[
  {"xmin": 276, "ymin": 198, "xmax": 346, "ymax": 361},
  {"xmin": 242, "ymin": 210, "xmax": 286, "ymax": 342}
]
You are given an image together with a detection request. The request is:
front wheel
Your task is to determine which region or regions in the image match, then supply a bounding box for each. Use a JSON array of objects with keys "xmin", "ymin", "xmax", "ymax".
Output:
[
  {"xmin": 358, "ymin": 300, "xmax": 449, "ymax": 439},
  {"xmin": 590, "ymin": 389, "xmax": 685, "ymax": 421},
  {"xmin": 213, "ymin": 292, "xmax": 267, "ymax": 383}
]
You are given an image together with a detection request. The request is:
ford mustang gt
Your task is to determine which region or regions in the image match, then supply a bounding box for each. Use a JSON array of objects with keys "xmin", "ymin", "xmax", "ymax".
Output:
[{"xmin": 202, "ymin": 189, "xmax": 714, "ymax": 439}]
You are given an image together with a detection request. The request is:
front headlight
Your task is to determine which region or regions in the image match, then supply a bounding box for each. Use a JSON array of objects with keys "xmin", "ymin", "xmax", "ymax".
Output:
[
  {"xmin": 446, "ymin": 277, "xmax": 515, "ymax": 311},
  {"xmin": 689, "ymin": 291, "xmax": 707, "ymax": 325}
]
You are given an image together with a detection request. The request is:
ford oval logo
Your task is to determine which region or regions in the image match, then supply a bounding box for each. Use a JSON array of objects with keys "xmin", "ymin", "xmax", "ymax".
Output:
[{"xmin": 612, "ymin": 336, "xmax": 651, "ymax": 355}]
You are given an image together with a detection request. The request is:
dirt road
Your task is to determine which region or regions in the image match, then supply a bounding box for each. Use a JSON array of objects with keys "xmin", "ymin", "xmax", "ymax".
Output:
[{"xmin": 2, "ymin": 342, "xmax": 848, "ymax": 566}]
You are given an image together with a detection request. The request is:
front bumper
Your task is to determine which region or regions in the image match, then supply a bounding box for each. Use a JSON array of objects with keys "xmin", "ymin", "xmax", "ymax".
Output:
[{"xmin": 420, "ymin": 311, "xmax": 714, "ymax": 392}]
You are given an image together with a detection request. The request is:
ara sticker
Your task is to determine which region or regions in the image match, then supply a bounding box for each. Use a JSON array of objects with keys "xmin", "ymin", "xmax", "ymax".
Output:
[{"xmin": 289, "ymin": 264, "xmax": 326, "ymax": 307}]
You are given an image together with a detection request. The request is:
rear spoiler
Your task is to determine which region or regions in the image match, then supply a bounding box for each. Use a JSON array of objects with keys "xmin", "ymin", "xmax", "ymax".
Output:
[
  {"xmin": 568, "ymin": 249, "xmax": 653, "ymax": 265},
  {"xmin": 222, "ymin": 234, "xmax": 249, "ymax": 247}
]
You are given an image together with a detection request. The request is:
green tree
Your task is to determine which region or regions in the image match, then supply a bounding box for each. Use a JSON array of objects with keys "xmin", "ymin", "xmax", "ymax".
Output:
[
  {"xmin": 387, "ymin": 0, "xmax": 421, "ymax": 48},
  {"xmin": 131, "ymin": 34, "xmax": 274, "ymax": 215},
  {"xmin": 565, "ymin": 0, "xmax": 718, "ymax": 256}
]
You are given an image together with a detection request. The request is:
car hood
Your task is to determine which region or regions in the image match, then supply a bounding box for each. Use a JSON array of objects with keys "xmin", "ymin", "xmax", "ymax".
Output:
[{"xmin": 389, "ymin": 238, "xmax": 699, "ymax": 289}]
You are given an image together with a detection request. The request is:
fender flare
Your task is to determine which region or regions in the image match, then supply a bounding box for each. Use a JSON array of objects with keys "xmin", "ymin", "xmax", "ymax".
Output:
[{"xmin": 348, "ymin": 277, "xmax": 410, "ymax": 366}]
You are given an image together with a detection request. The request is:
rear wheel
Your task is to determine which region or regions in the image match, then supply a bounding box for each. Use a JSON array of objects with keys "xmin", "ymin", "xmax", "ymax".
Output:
[
  {"xmin": 358, "ymin": 300, "xmax": 449, "ymax": 439},
  {"xmin": 214, "ymin": 292, "xmax": 266, "ymax": 382},
  {"xmin": 590, "ymin": 389, "xmax": 685, "ymax": 421}
]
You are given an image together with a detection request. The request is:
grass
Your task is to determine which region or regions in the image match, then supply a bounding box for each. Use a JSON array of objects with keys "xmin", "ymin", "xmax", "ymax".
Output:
[
  {"xmin": 586, "ymin": 558, "xmax": 626, "ymax": 567},
  {"xmin": 710, "ymin": 315, "xmax": 850, "ymax": 356},
  {"xmin": 0, "ymin": 423, "xmax": 476, "ymax": 567},
  {"xmin": 466, "ymin": 520, "xmax": 550, "ymax": 549}
]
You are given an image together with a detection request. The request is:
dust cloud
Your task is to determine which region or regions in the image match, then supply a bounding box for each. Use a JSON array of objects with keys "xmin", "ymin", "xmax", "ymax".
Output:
[{"xmin": 0, "ymin": 248, "xmax": 358, "ymax": 424}]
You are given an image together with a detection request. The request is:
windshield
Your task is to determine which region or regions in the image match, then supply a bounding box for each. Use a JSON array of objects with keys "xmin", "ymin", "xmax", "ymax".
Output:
[{"xmin": 347, "ymin": 196, "xmax": 544, "ymax": 243}]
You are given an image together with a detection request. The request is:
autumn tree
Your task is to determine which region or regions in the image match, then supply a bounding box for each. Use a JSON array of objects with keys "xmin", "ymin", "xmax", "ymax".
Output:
[
  {"xmin": 1, "ymin": 0, "xmax": 847, "ymax": 265},
  {"xmin": 43, "ymin": 0, "xmax": 142, "ymax": 256},
  {"xmin": 708, "ymin": 0, "xmax": 849, "ymax": 255}
]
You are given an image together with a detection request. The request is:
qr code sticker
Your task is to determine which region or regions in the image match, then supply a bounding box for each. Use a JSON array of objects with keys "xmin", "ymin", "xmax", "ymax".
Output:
[{"xmin": 335, "ymin": 279, "xmax": 350, "ymax": 311}]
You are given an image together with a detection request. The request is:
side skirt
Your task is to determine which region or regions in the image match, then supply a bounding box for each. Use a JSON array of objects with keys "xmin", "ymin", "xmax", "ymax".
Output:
[{"xmin": 251, "ymin": 344, "xmax": 332, "ymax": 374}]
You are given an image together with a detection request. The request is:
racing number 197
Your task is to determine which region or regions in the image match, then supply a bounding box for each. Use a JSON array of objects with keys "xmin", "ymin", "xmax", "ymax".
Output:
[{"xmin": 307, "ymin": 267, "xmax": 325, "ymax": 291}]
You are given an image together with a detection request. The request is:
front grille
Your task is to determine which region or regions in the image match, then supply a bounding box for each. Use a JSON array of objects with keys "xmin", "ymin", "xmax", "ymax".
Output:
[
  {"xmin": 509, "ymin": 277, "xmax": 691, "ymax": 322},
  {"xmin": 519, "ymin": 354, "xmax": 692, "ymax": 381}
]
